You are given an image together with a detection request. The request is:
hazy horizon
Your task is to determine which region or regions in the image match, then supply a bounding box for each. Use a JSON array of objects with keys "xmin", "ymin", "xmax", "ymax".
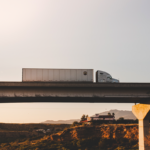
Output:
[{"xmin": 0, "ymin": 108, "xmax": 134, "ymax": 124}]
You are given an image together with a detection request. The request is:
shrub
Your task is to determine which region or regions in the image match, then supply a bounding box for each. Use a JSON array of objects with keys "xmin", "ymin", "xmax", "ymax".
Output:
[{"xmin": 72, "ymin": 121, "xmax": 79, "ymax": 126}]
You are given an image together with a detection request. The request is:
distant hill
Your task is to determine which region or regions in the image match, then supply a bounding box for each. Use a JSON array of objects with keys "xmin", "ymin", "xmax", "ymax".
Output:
[
  {"xmin": 98, "ymin": 109, "xmax": 136, "ymax": 120},
  {"xmin": 41, "ymin": 109, "xmax": 136, "ymax": 124},
  {"xmin": 41, "ymin": 119, "xmax": 80, "ymax": 124}
]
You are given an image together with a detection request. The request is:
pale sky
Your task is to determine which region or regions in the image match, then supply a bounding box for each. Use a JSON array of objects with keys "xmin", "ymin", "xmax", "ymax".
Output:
[{"xmin": 0, "ymin": 0, "xmax": 150, "ymax": 123}]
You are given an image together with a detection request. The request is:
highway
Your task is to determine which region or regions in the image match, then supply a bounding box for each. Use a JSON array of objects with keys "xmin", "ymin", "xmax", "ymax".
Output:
[{"xmin": 0, "ymin": 82, "xmax": 150, "ymax": 103}]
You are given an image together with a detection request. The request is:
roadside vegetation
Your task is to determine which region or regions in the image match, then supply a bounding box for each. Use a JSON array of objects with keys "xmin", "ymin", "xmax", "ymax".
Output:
[
  {"xmin": 0, "ymin": 136, "xmax": 138, "ymax": 150},
  {"xmin": 0, "ymin": 115, "xmax": 139, "ymax": 150}
]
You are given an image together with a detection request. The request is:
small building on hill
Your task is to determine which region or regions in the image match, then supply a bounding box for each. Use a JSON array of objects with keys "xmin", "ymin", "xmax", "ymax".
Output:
[
  {"xmin": 80, "ymin": 113, "xmax": 115, "ymax": 124},
  {"xmin": 88, "ymin": 114, "xmax": 115, "ymax": 121}
]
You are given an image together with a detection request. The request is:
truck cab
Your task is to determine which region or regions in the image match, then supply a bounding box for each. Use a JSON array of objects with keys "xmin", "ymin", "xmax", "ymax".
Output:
[{"xmin": 96, "ymin": 70, "xmax": 119, "ymax": 83}]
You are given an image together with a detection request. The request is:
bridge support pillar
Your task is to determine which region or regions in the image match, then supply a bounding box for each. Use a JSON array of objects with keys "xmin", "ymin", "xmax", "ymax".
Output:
[{"xmin": 132, "ymin": 104, "xmax": 150, "ymax": 150}]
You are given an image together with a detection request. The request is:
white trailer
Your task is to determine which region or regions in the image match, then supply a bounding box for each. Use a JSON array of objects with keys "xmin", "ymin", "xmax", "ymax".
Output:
[
  {"xmin": 22, "ymin": 68, "xmax": 93, "ymax": 82},
  {"xmin": 96, "ymin": 70, "xmax": 119, "ymax": 83}
]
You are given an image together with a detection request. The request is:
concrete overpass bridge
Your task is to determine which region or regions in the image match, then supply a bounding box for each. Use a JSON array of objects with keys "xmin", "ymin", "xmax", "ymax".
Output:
[
  {"xmin": 0, "ymin": 82, "xmax": 150, "ymax": 103},
  {"xmin": 0, "ymin": 82, "xmax": 150, "ymax": 150}
]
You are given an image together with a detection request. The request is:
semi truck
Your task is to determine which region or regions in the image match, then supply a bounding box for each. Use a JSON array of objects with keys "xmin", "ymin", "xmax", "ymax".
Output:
[{"xmin": 22, "ymin": 68, "xmax": 119, "ymax": 83}]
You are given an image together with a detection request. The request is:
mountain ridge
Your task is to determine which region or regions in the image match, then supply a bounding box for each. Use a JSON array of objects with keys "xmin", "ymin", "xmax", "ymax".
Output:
[{"xmin": 98, "ymin": 109, "xmax": 136, "ymax": 120}]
